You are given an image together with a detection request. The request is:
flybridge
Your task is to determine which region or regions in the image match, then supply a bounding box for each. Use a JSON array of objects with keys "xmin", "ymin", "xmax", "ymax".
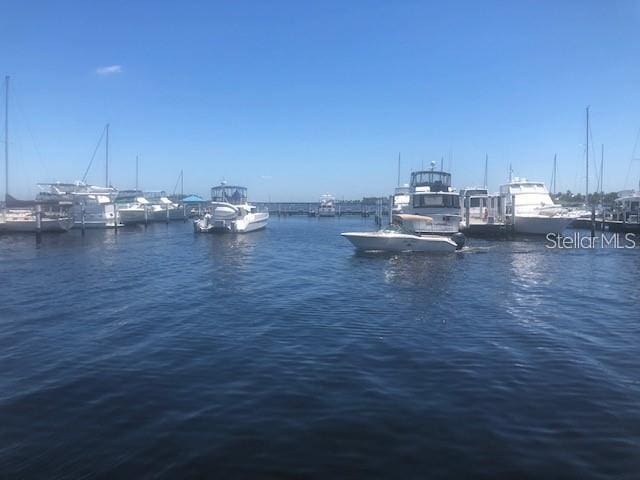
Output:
[{"xmin": 410, "ymin": 171, "xmax": 452, "ymax": 192}]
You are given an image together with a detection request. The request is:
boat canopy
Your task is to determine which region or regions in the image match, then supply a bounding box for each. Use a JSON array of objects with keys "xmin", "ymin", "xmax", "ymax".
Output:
[
  {"xmin": 211, "ymin": 185, "xmax": 247, "ymax": 205},
  {"xmin": 182, "ymin": 195, "xmax": 205, "ymax": 203},
  {"xmin": 410, "ymin": 171, "xmax": 451, "ymax": 191}
]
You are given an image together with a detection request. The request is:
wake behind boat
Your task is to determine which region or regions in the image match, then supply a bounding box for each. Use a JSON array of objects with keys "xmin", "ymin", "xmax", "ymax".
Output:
[{"xmin": 194, "ymin": 183, "xmax": 268, "ymax": 233}]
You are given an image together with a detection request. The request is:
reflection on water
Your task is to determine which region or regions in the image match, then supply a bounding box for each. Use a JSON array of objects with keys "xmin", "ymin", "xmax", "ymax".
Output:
[{"xmin": 1, "ymin": 218, "xmax": 639, "ymax": 478}]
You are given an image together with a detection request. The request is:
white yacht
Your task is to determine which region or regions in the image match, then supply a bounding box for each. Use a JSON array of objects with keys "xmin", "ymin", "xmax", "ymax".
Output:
[
  {"xmin": 36, "ymin": 182, "xmax": 120, "ymax": 228},
  {"xmin": 194, "ymin": 183, "xmax": 268, "ymax": 233},
  {"xmin": 115, "ymin": 191, "xmax": 148, "ymax": 225},
  {"xmin": 318, "ymin": 194, "xmax": 336, "ymax": 217},
  {"xmin": 395, "ymin": 164, "xmax": 463, "ymax": 238},
  {"xmin": 0, "ymin": 195, "xmax": 74, "ymax": 232},
  {"xmin": 145, "ymin": 192, "xmax": 185, "ymax": 222},
  {"xmin": 342, "ymin": 214, "xmax": 461, "ymax": 252},
  {"xmin": 499, "ymin": 179, "xmax": 574, "ymax": 234}
]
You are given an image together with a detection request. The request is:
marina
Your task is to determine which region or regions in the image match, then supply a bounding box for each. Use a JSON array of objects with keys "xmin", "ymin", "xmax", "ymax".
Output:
[{"xmin": 3, "ymin": 2, "xmax": 640, "ymax": 478}]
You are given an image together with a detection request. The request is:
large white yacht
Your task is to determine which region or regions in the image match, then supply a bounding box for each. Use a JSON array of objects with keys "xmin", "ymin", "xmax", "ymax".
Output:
[
  {"xmin": 499, "ymin": 178, "xmax": 574, "ymax": 234},
  {"xmin": 36, "ymin": 182, "xmax": 120, "ymax": 228},
  {"xmin": 194, "ymin": 183, "xmax": 268, "ymax": 233},
  {"xmin": 318, "ymin": 194, "xmax": 337, "ymax": 217},
  {"xmin": 395, "ymin": 164, "xmax": 462, "ymax": 236}
]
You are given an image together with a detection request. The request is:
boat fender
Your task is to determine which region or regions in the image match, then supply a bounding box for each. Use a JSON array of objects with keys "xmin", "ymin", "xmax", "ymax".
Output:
[{"xmin": 451, "ymin": 232, "xmax": 465, "ymax": 250}]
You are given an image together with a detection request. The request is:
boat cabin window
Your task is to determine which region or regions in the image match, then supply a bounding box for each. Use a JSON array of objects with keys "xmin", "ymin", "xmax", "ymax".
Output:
[
  {"xmin": 410, "ymin": 171, "xmax": 451, "ymax": 191},
  {"xmin": 211, "ymin": 186, "xmax": 248, "ymax": 205},
  {"xmin": 470, "ymin": 198, "xmax": 481, "ymax": 208},
  {"xmin": 413, "ymin": 194, "xmax": 459, "ymax": 208}
]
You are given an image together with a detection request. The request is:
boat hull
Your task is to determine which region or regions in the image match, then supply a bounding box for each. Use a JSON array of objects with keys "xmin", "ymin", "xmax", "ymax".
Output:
[
  {"xmin": 194, "ymin": 212, "xmax": 269, "ymax": 233},
  {"xmin": 341, "ymin": 232, "xmax": 458, "ymax": 252},
  {"xmin": 513, "ymin": 215, "xmax": 573, "ymax": 235},
  {"xmin": 0, "ymin": 217, "xmax": 73, "ymax": 233}
]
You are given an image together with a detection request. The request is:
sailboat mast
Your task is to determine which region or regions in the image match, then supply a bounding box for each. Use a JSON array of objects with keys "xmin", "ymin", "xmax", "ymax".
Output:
[
  {"xmin": 483, "ymin": 154, "xmax": 488, "ymax": 188},
  {"xmin": 105, "ymin": 123, "xmax": 110, "ymax": 187},
  {"xmin": 552, "ymin": 154, "xmax": 557, "ymax": 195},
  {"xmin": 4, "ymin": 76, "xmax": 8, "ymax": 199},
  {"xmin": 600, "ymin": 144, "xmax": 604, "ymax": 199},
  {"xmin": 586, "ymin": 106, "xmax": 589, "ymax": 202}
]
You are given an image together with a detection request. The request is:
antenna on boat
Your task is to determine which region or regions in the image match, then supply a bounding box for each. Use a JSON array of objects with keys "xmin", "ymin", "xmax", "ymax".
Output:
[
  {"xmin": 105, "ymin": 123, "xmax": 110, "ymax": 187},
  {"xmin": 508, "ymin": 163, "xmax": 513, "ymax": 182},
  {"xmin": 4, "ymin": 75, "xmax": 8, "ymax": 200},
  {"xmin": 483, "ymin": 154, "xmax": 488, "ymax": 188},
  {"xmin": 441, "ymin": 157, "xmax": 444, "ymax": 171}
]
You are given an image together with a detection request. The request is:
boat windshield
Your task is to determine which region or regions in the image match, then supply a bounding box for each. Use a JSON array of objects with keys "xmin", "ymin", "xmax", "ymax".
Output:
[
  {"xmin": 410, "ymin": 171, "xmax": 451, "ymax": 191},
  {"xmin": 383, "ymin": 223, "xmax": 414, "ymax": 235},
  {"xmin": 211, "ymin": 186, "xmax": 248, "ymax": 205}
]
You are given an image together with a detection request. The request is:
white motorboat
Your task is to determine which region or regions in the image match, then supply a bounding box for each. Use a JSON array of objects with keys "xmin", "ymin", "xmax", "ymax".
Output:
[
  {"xmin": 500, "ymin": 179, "xmax": 574, "ymax": 234},
  {"xmin": 318, "ymin": 194, "xmax": 336, "ymax": 217},
  {"xmin": 342, "ymin": 215, "xmax": 463, "ymax": 253},
  {"xmin": 194, "ymin": 183, "xmax": 268, "ymax": 233},
  {"xmin": 116, "ymin": 191, "xmax": 150, "ymax": 225},
  {"xmin": 144, "ymin": 191, "xmax": 186, "ymax": 222}
]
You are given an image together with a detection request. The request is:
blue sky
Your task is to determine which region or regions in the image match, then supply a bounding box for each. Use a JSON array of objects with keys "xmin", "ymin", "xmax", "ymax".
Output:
[{"xmin": 2, "ymin": 0, "xmax": 640, "ymax": 201}]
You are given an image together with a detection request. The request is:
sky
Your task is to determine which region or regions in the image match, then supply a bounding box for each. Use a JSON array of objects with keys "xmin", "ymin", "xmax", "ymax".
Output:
[{"xmin": 2, "ymin": 0, "xmax": 640, "ymax": 201}]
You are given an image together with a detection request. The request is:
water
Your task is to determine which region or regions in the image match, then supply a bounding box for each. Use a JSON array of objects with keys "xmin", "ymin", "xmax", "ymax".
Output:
[{"xmin": 1, "ymin": 218, "xmax": 639, "ymax": 478}]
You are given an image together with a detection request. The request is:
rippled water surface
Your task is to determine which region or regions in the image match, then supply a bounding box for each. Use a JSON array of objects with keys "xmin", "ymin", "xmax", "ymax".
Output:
[{"xmin": 1, "ymin": 218, "xmax": 639, "ymax": 478}]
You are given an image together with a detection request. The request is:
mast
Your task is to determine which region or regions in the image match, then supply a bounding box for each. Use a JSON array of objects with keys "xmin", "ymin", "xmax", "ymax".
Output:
[
  {"xmin": 4, "ymin": 76, "xmax": 8, "ymax": 200},
  {"xmin": 586, "ymin": 106, "xmax": 589, "ymax": 202},
  {"xmin": 600, "ymin": 144, "xmax": 604, "ymax": 200},
  {"xmin": 105, "ymin": 123, "xmax": 110, "ymax": 187},
  {"xmin": 440, "ymin": 156, "xmax": 444, "ymax": 171},
  {"xmin": 483, "ymin": 153, "xmax": 488, "ymax": 188},
  {"xmin": 135, "ymin": 155, "xmax": 139, "ymax": 191},
  {"xmin": 397, "ymin": 152, "xmax": 401, "ymax": 187},
  {"xmin": 551, "ymin": 154, "xmax": 557, "ymax": 195}
]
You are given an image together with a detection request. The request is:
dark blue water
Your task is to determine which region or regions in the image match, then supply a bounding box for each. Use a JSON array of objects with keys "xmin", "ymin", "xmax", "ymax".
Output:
[{"xmin": 1, "ymin": 218, "xmax": 639, "ymax": 478}]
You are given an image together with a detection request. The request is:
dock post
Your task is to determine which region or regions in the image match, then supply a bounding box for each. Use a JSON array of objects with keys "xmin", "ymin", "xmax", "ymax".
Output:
[
  {"xmin": 35, "ymin": 204, "xmax": 42, "ymax": 243},
  {"xmin": 510, "ymin": 194, "xmax": 516, "ymax": 237},
  {"xmin": 465, "ymin": 193, "xmax": 470, "ymax": 230},
  {"xmin": 81, "ymin": 202, "xmax": 86, "ymax": 235}
]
